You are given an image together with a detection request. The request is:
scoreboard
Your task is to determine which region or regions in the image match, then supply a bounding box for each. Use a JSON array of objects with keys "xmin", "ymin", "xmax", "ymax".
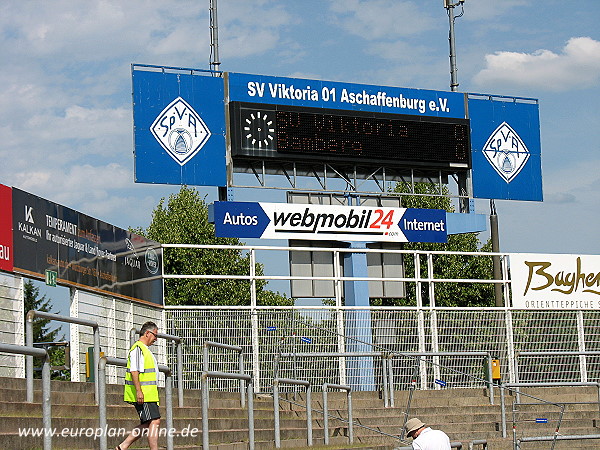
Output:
[
  {"xmin": 230, "ymin": 102, "xmax": 471, "ymax": 169},
  {"xmin": 132, "ymin": 65, "xmax": 542, "ymax": 201}
]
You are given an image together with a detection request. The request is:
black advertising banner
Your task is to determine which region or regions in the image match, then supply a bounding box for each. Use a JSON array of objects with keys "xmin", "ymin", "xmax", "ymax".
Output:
[{"xmin": 11, "ymin": 188, "xmax": 163, "ymax": 306}]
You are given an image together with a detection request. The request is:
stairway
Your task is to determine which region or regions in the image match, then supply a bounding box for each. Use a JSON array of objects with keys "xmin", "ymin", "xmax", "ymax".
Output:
[{"xmin": 2, "ymin": 377, "xmax": 600, "ymax": 449}]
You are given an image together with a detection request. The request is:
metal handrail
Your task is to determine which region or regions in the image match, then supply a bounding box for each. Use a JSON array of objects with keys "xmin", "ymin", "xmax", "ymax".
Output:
[
  {"xmin": 202, "ymin": 370, "xmax": 254, "ymax": 450},
  {"xmin": 26, "ymin": 310, "xmax": 100, "ymax": 403},
  {"xmin": 322, "ymin": 383, "xmax": 353, "ymax": 445},
  {"xmin": 273, "ymin": 377, "xmax": 312, "ymax": 447},
  {"xmin": 0, "ymin": 343, "xmax": 51, "ymax": 450},
  {"xmin": 278, "ymin": 351, "xmax": 391, "ymax": 406},
  {"xmin": 203, "ymin": 341, "xmax": 246, "ymax": 407},
  {"xmin": 131, "ymin": 327, "xmax": 184, "ymax": 407},
  {"xmin": 98, "ymin": 356, "xmax": 174, "ymax": 450},
  {"xmin": 469, "ymin": 439, "xmax": 488, "ymax": 449}
]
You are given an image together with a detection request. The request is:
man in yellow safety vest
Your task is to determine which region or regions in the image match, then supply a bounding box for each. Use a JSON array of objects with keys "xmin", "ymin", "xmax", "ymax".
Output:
[{"xmin": 116, "ymin": 321, "xmax": 160, "ymax": 450}]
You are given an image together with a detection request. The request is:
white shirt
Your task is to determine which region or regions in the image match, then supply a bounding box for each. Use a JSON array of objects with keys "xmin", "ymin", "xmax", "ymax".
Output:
[
  {"xmin": 128, "ymin": 342, "xmax": 158, "ymax": 373},
  {"xmin": 412, "ymin": 427, "xmax": 451, "ymax": 450}
]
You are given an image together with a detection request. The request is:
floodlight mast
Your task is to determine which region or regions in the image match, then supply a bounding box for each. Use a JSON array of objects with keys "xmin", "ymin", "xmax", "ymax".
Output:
[
  {"xmin": 443, "ymin": 0, "xmax": 465, "ymax": 92},
  {"xmin": 209, "ymin": 0, "xmax": 221, "ymax": 74}
]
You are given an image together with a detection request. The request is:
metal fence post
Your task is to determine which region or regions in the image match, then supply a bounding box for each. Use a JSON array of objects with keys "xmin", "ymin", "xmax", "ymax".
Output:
[
  {"xmin": 388, "ymin": 353, "xmax": 395, "ymax": 408},
  {"xmin": 273, "ymin": 379, "xmax": 281, "ymax": 448},
  {"xmin": 201, "ymin": 372, "xmax": 209, "ymax": 450},
  {"xmin": 98, "ymin": 356, "xmax": 108, "ymax": 450},
  {"xmin": 247, "ymin": 378, "xmax": 255, "ymax": 450},
  {"xmin": 306, "ymin": 385, "xmax": 313, "ymax": 446},
  {"xmin": 26, "ymin": 316, "xmax": 33, "ymax": 402},
  {"xmin": 41, "ymin": 351, "xmax": 51, "ymax": 450},
  {"xmin": 165, "ymin": 368, "xmax": 174, "ymax": 450},
  {"xmin": 176, "ymin": 340, "xmax": 184, "ymax": 407},
  {"xmin": 322, "ymin": 387, "xmax": 329, "ymax": 445}
]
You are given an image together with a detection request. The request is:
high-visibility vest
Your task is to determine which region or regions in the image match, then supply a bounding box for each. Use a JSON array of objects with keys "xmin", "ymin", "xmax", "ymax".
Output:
[{"xmin": 124, "ymin": 341, "xmax": 159, "ymax": 404}]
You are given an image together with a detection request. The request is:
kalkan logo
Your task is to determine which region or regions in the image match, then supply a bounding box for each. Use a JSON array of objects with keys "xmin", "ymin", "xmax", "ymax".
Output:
[
  {"xmin": 150, "ymin": 97, "xmax": 211, "ymax": 166},
  {"xmin": 25, "ymin": 206, "xmax": 34, "ymax": 224},
  {"xmin": 482, "ymin": 122, "xmax": 530, "ymax": 183}
]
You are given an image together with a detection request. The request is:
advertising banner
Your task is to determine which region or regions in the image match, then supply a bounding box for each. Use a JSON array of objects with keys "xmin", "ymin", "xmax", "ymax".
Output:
[
  {"xmin": 211, "ymin": 201, "xmax": 447, "ymax": 243},
  {"xmin": 469, "ymin": 97, "xmax": 543, "ymax": 201},
  {"xmin": 12, "ymin": 188, "xmax": 163, "ymax": 306},
  {"xmin": 132, "ymin": 67, "xmax": 227, "ymax": 186},
  {"xmin": 511, "ymin": 253, "xmax": 600, "ymax": 309},
  {"xmin": 228, "ymin": 72, "xmax": 466, "ymax": 119},
  {"xmin": 0, "ymin": 184, "xmax": 13, "ymax": 272}
]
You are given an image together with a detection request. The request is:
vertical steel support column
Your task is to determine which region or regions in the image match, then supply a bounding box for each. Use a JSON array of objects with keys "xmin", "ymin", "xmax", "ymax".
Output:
[
  {"xmin": 273, "ymin": 380, "xmax": 281, "ymax": 448},
  {"xmin": 415, "ymin": 253, "xmax": 427, "ymax": 389},
  {"xmin": 26, "ymin": 317, "xmax": 33, "ymax": 402},
  {"xmin": 577, "ymin": 311, "xmax": 587, "ymax": 383},
  {"xmin": 382, "ymin": 356, "xmax": 389, "ymax": 407},
  {"xmin": 250, "ymin": 249, "xmax": 261, "ymax": 392},
  {"xmin": 505, "ymin": 309, "xmax": 516, "ymax": 384},
  {"xmin": 428, "ymin": 254, "xmax": 441, "ymax": 387},
  {"xmin": 334, "ymin": 250, "xmax": 347, "ymax": 386},
  {"xmin": 41, "ymin": 351, "xmax": 51, "ymax": 450}
]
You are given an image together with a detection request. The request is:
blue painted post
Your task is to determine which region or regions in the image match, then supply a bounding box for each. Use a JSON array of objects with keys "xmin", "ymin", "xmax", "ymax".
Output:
[{"xmin": 343, "ymin": 242, "xmax": 376, "ymax": 391}]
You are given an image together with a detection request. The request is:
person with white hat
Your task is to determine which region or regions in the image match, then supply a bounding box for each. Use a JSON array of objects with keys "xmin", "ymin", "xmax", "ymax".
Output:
[{"xmin": 404, "ymin": 418, "xmax": 451, "ymax": 450}]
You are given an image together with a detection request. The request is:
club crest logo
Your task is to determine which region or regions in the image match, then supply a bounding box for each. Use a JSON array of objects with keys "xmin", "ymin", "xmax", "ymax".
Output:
[
  {"xmin": 150, "ymin": 97, "xmax": 211, "ymax": 166},
  {"xmin": 482, "ymin": 122, "xmax": 530, "ymax": 183}
]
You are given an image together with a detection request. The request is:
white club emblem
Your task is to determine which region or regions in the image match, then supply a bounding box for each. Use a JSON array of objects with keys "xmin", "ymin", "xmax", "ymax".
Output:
[
  {"xmin": 482, "ymin": 122, "xmax": 530, "ymax": 183},
  {"xmin": 150, "ymin": 97, "xmax": 211, "ymax": 166}
]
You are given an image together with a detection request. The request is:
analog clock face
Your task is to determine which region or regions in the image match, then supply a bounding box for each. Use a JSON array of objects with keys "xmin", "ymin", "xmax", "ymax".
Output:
[{"xmin": 242, "ymin": 110, "xmax": 276, "ymax": 150}]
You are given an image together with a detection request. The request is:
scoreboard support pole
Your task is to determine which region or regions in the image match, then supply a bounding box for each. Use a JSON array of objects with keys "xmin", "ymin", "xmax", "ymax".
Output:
[{"xmin": 343, "ymin": 242, "xmax": 376, "ymax": 391}]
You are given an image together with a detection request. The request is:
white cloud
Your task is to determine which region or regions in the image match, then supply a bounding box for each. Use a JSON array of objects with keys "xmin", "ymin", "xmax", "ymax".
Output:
[
  {"xmin": 328, "ymin": 0, "xmax": 433, "ymax": 40},
  {"xmin": 474, "ymin": 37, "xmax": 600, "ymax": 91}
]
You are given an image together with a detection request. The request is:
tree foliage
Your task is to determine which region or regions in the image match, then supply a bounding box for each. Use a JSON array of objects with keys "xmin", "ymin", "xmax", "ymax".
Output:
[
  {"xmin": 133, "ymin": 186, "xmax": 291, "ymax": 306},
  {"xmin": 371, "ymin": 182, "xmax": 494, "ymax": 307}
]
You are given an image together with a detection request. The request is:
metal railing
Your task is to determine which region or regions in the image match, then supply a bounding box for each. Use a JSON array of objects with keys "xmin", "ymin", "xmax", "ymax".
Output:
[
  {"xmin": 202, "ymin": 370, "xmax": 254, "ymax": 450},
  {"xmin": 517, "ymin": 434, "xmax": 600, "ymax": 448},
  {"xmin": 204, "ymin": 341, "xmax": 246, "ymax": 407},
  {"xmin": 515, "ymin": 350, "xmax": 600, "ymax": 385},
  {"xmin": 273, "ymin": 377, "xmax": 312, "ymax": 447},
  {"xmin": 396, "ymin": 442, "xmax": 463, "ymax": 449},
  {"xmin": 98, "ymin": 356, "xmax": 174, "ymax": 450},
  {"xmin": 26, "ymin": 310, "xmax": 100, "ymax": 403},
  {"xmin": 277, "ymin": 351, "xmax": 391, "ymax": 405},
  {"xmin": 0, "ymin": 343, "xmax": 51, "ymax": 450},
  {"xmin": 322, "ymin": 382, "xmax": 353, "ymax": 445},
  {"xmin": 130, "ymin": 327, "xmax": 184, "ymax": 407},
  {"xmin": 468, "ymin": 439, "xmax": 488, "ymax": 449}
]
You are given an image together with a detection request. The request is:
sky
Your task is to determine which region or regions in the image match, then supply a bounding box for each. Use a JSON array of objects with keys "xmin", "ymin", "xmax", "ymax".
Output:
[{"xmin": 1, "ymin": 0, "xmax": 599, "ymax": 275}]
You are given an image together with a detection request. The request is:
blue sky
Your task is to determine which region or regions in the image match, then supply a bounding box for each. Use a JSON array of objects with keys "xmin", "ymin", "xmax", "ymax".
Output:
[{"xmin": 1, "ymin": 0, "xmax": 599, "ymax": 261}]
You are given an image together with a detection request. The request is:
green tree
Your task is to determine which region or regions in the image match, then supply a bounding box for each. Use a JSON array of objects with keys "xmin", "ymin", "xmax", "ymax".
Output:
[
  {"xmin": 24, "ymin": 280, "xmax": 69, "ymax": 380},
  {"xmin": 372, "ymin": 182, "xmax": 494, "ymax": 307},
  {"xmin": 133, "ymin": 186, "xmax": 291, "ymax": 306}
]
